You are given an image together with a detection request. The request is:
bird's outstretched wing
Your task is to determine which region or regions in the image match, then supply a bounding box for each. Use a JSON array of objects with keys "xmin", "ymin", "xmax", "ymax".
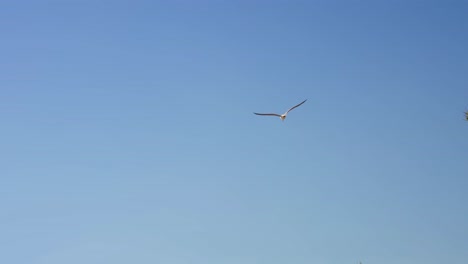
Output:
[
  {"xmin": 254, "ymin": 112, "xmax": 282, "ymax": 117},
  {"xmin": 286, "ymin": 99, "xmax": 307, "ymax": 114}
]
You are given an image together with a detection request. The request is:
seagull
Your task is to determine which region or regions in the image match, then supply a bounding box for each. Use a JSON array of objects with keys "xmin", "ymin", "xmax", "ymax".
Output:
[
  {"xmin": 465, "ymin": 111, "xmax": 468, "ymax": 121},
  {"xmin": 254, "ymin": 99, "xmax": 307, "ymax": 121}
]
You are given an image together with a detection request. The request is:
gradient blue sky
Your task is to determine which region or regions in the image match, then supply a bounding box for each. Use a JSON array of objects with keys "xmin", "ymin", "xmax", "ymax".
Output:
[{"xmin": 2, "ymin": 1, "xmax": 468, "ymax": 264}]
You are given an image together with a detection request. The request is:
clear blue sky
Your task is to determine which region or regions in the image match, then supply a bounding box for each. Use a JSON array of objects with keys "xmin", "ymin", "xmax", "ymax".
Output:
[{"xmin": 1, "ymin": 1, "xmax": 468, "ymax": 263}]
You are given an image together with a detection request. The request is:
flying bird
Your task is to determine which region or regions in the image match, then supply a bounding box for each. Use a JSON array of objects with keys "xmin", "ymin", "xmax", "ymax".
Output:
[
  {"xmin": 254, "ymin": 99, "xmax": 307, "ymax": 121},
  {"xmin": 465, "ymin": 111, "xmax": 468, "ymax": 121}
]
